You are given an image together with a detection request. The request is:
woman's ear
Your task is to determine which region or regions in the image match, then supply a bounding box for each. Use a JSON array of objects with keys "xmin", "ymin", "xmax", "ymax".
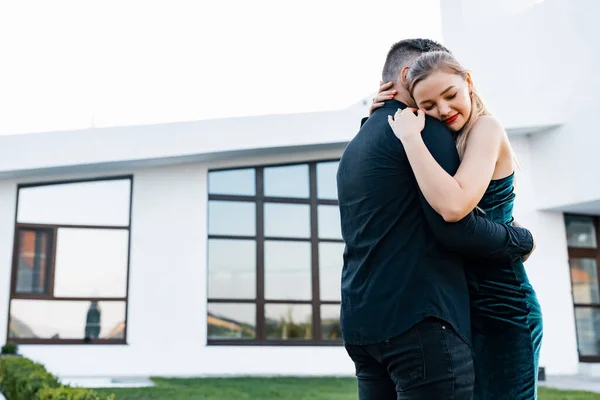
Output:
[{"xmin": 465, "ymin": 71, "xmax": 474, "ymax": 94}]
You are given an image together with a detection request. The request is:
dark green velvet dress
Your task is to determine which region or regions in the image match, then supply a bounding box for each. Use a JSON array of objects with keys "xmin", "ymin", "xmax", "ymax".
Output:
[{"xmin": 466, "ymin": 173, "xmax": 543, "ymax": 399}]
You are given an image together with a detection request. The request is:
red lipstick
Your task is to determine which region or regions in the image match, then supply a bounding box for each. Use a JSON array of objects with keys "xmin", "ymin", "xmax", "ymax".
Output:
[{"xmin": 444, "ymin": 114, "xmax": 459, "ymax": 125}]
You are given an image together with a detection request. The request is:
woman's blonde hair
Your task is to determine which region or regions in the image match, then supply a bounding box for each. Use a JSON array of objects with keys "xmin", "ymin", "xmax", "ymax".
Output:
[{"xmin": 405, "ymin": 51, "xmax": 490, "ymax": 160}]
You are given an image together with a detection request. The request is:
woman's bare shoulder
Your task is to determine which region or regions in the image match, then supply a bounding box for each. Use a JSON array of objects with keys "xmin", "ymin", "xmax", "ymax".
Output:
[{"xmin": 472, "ymin": 115, "xmax": 505, "ymax": 135}]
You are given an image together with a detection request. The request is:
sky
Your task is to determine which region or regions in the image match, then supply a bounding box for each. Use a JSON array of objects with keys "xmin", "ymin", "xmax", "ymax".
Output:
[{"xmin": 0, "ymin": 0, "xmax": 442, "ymax": 136}]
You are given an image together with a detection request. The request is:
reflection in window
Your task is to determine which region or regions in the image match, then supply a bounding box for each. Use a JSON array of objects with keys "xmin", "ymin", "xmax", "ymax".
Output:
[
  {"xmin": 208, "ymin": 201, "xmax": 256, "ymax": 236},
  {"xmin": 570, "ymin": 258, "xmax": 600, "ymax": 304},
  {"xmin": 264, "ymin": 203, "xmax": 311, "ymax": 238},
  {"xmin": 318, "ymin": 205, "xmax": 342, "ymax": 239},
  {"xmin": 319, "ymin": 243, "xmax": 344, "ymax": 301},
  {"xmin": 575, "ymin": 308, "xmax": 600, "ymax": 356},
  {"xmin": 207, "ymin": 303, "xmax": 256, "ymax": 340},
  {"xmin": 264, "ymin": 241, "xmax": 311, "ymax": 300},
  {"xmin": 566, "ymin": 214, "xmax": 600, "ymax": 361},
  {"xmin": 207, "ymin": 162, "xmax": 343, "ymax": 345},
  {"xmin": 321, "ymin": 304, "xmax": 341, "ymax": 340},
  {"xmin": 208, "ymin": 239, "xmax": 256, "ymax": 299},
  {"xmin": 265, "ymin": 304, "xmax": 312, "ymax": 340},
  {"xmin": 264, "ymin": 165, "xmax": 309, "ymax": 198},
  {"xmin": 53, "ymin": 228, "xmax": 129, "ymax": 298},
  {"xmin": 17, "ymin": 179, "xmax": 131, "ymax": 227},
  {"xmin": 9, "ymin": 300, "xmax": 126, "ymax": 340},
  {"xmin": 16, "ymin": 229, "xmax": 52, "ymax": 295},
  {"xmin": 208, "ymin": 169, "xmax": 255, "ymax": 196},
  {"xmin": 566, "ymin": 215, "xmax": 597, "ymax": 248},
  {"xmin": 10, "ymin": 177, "xmax": 132, "ymax": 345},
  {"xmin": 316, "ymin": 161, "xmax": 339, "ymax": 200}
]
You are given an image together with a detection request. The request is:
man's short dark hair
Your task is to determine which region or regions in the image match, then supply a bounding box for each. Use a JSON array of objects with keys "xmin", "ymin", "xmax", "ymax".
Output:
[{"xmin": 382, "ymin": 38, "xmax": 451, "ymax": 84}]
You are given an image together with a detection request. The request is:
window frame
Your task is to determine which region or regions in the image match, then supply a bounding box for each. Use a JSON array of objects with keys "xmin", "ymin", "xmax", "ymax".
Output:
[
  {"xmin": 566, "ymin": 213, "xmax": 600, "ymax": 362},
  {"xmin": 207, "ymin": 159, "xmax": 343, "ymax": 346},
  {"xmin": 7, "ymin": 175, "xmax": 133, "ymax": 345}
]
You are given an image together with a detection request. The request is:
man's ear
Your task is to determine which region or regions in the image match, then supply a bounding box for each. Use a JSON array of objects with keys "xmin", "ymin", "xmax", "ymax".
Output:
[{"xmin": 400, "ymin": 66, "xmax": 410, "ymax": 89}]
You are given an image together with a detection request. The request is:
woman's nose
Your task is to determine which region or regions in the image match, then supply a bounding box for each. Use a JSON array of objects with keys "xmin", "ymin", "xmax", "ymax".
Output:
[{"xmin": 439, "ymin": 105, "xmax": 451, "ymax": 117}]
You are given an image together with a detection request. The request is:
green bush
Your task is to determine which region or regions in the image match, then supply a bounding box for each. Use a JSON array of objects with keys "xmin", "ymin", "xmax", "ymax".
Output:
[
  {"xmin": 35, "ymin": 387, "xmax": 115, "ymax": 400},
  {"xmin": 0, "ymin": 356, "xmax": 60, "ymax": 399},
  {"xmin": 1, "ymin": 343, "xmax": 18, "ymax": 355},
  {"xmin": 0, "ymin": 356, "xmax": 114, "ymax": 400}
]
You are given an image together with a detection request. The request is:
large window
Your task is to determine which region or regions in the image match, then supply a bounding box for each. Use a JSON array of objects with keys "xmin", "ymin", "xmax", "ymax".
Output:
[
  {"xmin": 207, "ymin": 160, "xmax": 343, "ymax": 345},
  {"xmin": 566, "ymin": 214, "xmax": 600, "ymax": 361},
  {"xmin": 8, "ymin": 177, "xmax": 133, "ymax": 344}
]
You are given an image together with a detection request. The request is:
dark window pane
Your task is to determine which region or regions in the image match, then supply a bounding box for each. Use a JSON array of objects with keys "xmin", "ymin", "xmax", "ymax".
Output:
[
  {"xmin": 317, "ymin": 161, "xmax": 339, "ymax": 200},
  {"xmin": 9, "ymin": 300, "xmax": 126, "ymax": 340},
  {"xmin": 566, "ymin": 216, "xmax": 597, "ymax": 248},
  {"xmin": 53, "ymin": 228, "xmax": 129, "ymax": 298},
  {"xmin": 264, "ymin": 203, "xmax": 310, "ymax": 238},
  {"xmin": 265, "ymin": 304, "xmax": 312, "ymax": 340},
  {"xmin": 321, "ymin": 304, "xmax": 341, "ymax": 341},
  {"xmin": 17, "ymin": 179, "xmax": 131, "ymax": 227},
  {"xmin": 207, "ymin": 303, "xmax": 256, "ymax": 340},
  {"xmin": 208, "ymin": 239, "xmax": 256, "ymax": 299},
  {"xmin": 208, "ymin": 201, "xmax": 256, "ymax": 236},
  {"xmin": 575, "ymin": 307, "xmax": 600, "ymax": 356},
  {"xmin": 319, "ymin": 243, "xmax": 344, "ymax": 301},
  {"xmin": 208, "ymin": 169, "xmax": 255, "ymax": 196},
  {"xmin": 15, "ymin": 229, "xmax": 51, "ymax": 295},
  {"xmin": 264, "ymin": 241, "xmax": 311, "ymax": 300},
  {"xmin": 264, "ymin": 165, "xmax": 309, "ymax": 198},
  {"xmin": 570, "ymin": 258, "xmax": 600, "ymax": 304},
  {"xmin": 318, "ymin": 205, "xmax": 342, "ymax": 239}
]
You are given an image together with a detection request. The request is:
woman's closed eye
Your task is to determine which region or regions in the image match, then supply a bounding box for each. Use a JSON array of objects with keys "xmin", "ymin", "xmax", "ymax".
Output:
[{"xmin": 446, "ymin": 93, "xmax": 457, "ymax": 100}]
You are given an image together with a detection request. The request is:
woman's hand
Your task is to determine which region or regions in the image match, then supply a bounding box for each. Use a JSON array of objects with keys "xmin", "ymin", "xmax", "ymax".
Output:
[
  {"xmin": 369, "ymin": 81, "xmax": 397, "ymax": 115},
  {"xmin": 388, "ymin": 107, "xmax": 425, "ymax": 142}
]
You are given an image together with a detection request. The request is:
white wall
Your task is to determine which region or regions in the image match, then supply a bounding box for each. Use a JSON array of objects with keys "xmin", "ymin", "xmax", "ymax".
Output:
[
  {"xmin": 511, "ymin": 136, "xmax": 579, "ymax": 375},
  {"xmin": 440, "ymin": 0, "xmax": 600, "ymax": 210},
  {"xmin": 0, "ymin": 103, "xmax": 368, "ymax": 178},
  {"xmin": 440, "ymin": 0, "xmax": 600, "ymax": 374},
  {"xmin": 0, "ymin": 138, "xmax": 581, "ymax": 377},
  {"xmin": 0, "ymin": 148, "xmax": 354, "ymax": 378},
  {"xmin": 0, "ymin": 180, "xmax": 17, "ymax": 346}
]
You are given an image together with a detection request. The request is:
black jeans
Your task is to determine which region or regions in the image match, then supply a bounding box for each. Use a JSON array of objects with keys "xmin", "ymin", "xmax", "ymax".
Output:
[{"xmin": 345, "ymin": 317, "xmax": 474, "ymax": 400}]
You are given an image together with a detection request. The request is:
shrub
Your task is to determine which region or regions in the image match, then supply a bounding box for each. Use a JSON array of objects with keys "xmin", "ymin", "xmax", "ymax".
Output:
[
  {"xmin": 1, "ymin": 343, "xmax": 18, "ymax": 355},
  {"xmin": 0, "ymin": 356, "xmax": 114, "ymax": 400},
  {"xmin": 0, "ymin": 356, "xmax": 60, "ymax": 399},
  {"xmin": 35, "ymin": 387, "xmax": 115, "ymax": 400}
]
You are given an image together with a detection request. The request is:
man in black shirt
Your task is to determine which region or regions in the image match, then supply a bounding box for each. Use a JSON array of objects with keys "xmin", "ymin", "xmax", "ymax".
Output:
[{"xmin": 337, "ymin": 39, "xmax": 534, "ymax": 399}]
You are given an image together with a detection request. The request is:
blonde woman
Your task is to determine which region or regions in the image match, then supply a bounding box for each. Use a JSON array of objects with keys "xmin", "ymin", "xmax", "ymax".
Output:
[{"xmin": 387, "ymin": 51, "xmax": 543, "ymax": 400}]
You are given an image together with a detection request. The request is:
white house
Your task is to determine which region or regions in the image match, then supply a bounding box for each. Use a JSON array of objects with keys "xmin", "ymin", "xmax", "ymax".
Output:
[{"xmin": 0, "ymin": 0, "xmax": 599, "ymax": 382}]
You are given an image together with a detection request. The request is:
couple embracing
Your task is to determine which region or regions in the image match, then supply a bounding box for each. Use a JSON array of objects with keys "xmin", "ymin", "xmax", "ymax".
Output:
[{"xmin": 337, "ymin": 38, "xmax": 543, "ymax": 400}]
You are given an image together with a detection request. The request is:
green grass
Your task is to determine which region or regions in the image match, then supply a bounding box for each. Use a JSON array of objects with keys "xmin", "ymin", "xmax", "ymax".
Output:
[
  {"xmin": 91, "ymin": 377, "xmax": 600, "ymax": 400},
  {"xmin": 540, "ymin": 387, "xmax": 600, "ymax": 400}
]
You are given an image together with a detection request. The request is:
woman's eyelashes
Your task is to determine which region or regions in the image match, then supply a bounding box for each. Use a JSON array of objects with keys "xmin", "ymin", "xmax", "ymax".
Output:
[{"xmin": 421, "ymin": 93, "xmax": 457, "ymax": 111}]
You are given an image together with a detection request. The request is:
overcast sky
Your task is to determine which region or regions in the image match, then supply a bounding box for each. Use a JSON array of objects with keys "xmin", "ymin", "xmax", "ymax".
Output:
[{"xmin": 0, "ymin": 0, "xmax": 442, "ymax": 135}]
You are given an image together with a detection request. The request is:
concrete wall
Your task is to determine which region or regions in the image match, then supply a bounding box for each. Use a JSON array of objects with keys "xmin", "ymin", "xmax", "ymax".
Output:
[
  {"xmin": 510, "ymin": 136, "xmax": 578, "ymax": 375},
  {"xmin": 0, "ymin": 136, "xmax": 581, "ymax": 377},
  {"xmin": 440, "ymin": 0, "xmax": 600, "ymax": 210},
  {"xmin": 439, "ymin": 0, "xmax": 600, "ymax": 374},
  {"xmin": 0, "ymin": 148, "xmax": 354, "ymax": 378}
]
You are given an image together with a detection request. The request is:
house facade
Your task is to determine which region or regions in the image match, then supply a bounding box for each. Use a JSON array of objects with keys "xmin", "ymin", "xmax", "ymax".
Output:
[{"xmin": 0, "ymin": 0, "xmax": 599, "ymax": 381}]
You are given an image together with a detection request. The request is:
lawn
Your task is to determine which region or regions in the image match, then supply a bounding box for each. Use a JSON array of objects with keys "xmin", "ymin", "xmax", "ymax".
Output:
[{"xmin": 93, "ymin": 377, "xmax": 600, "ymax": 400}]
